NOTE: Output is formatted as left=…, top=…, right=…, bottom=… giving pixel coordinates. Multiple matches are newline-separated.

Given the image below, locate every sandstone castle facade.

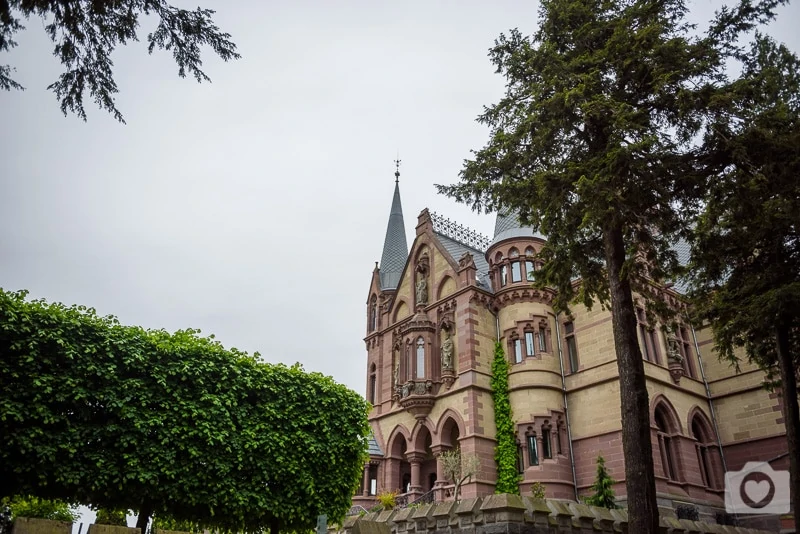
left=355, top=173, right=791, bottom=525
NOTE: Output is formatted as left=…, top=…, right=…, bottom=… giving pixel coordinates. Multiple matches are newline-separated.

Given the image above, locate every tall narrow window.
left=500, top=265, right=508, bottom=286
left=555, top=423, right=563, bottom=455
left=525, top=331, right=535, bottom=356
left=542, top=427, right=552, bottom=459
left=648, top=329, right=661, bottom=365
left=692, top=416, right=718, bottom=489
left=678, top=327, right=696, bottom=378
left=369, top=364, right=377, bottom=404
left=655, top=407, right=678, bottom=481
left=416, top=337, right=425, bottom=378
left=406, top=344, right=413, bottom=381
left=511, top=261, right=522, bottom=282
left=369, top=304, right=377, bottom=332
left=637, top=309, right=655, bottom=362
left=525, top=260, right=535, bottom=281
left=538, top=327, right=547, bottom=352
left=514, top=339, right=523, bottom=363
left=564, top=322, right=579, bottom=373
left=527, top=434, right=539, bottom=466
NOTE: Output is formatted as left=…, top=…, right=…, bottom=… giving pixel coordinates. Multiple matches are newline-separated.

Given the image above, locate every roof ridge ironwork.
left=430, top=211, right=490, bottom=252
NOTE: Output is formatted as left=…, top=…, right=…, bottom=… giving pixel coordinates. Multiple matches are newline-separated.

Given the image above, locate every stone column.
left=406, top=452, right=425, bottom=498
left=430, top=445, right=449, bottom=502
left=362, top=464, right=370, bottom=496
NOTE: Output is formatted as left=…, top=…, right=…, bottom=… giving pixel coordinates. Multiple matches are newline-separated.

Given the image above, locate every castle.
left=355, top=172, right=790, bottom=525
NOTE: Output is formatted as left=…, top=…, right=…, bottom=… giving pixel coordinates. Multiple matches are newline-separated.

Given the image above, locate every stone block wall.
left=333, top=495, right=775, bottom=534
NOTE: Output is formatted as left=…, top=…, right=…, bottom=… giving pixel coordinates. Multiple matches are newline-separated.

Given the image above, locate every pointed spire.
left=379, top=161, right=408, bottom=290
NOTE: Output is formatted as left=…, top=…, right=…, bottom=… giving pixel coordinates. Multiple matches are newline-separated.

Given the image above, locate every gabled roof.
left=432, top=231, right=493, bottom=291
left=379, top=181, right=409, bottom=290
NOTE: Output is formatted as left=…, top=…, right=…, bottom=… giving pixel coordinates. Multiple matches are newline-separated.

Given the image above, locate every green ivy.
left=490, top=342, right=519, bottom=494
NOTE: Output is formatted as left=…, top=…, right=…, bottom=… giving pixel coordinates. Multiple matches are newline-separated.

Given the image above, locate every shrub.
left=376, top=490, right=399, bottom=511
left=529, top=481, right=546, bottom=500
left=94, top=508, right=128, bottom=526
left=6, top=496, right=77, bottom=523
left=584, top=455, right=617, bottom=509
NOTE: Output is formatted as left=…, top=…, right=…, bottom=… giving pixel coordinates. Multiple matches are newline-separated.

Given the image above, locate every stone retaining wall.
left=333, top=495, right=774, bottom=534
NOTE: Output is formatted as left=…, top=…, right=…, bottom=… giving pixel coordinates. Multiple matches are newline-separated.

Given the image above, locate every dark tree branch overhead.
left=0, top=0, right=240, bottom=122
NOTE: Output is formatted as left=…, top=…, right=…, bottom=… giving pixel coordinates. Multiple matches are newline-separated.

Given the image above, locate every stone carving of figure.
left=416, top=276, right=428, bottom=305
left=441, top=332, right=454, bottom=370
left=666, top=326, right=682, bottom=363
left=393, top=353, right=400, bottom=387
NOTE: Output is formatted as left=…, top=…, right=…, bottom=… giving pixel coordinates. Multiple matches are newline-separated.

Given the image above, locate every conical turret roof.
left=379, top=180, right=408, bottom=290
left=491, top=206, right=546, bottom=245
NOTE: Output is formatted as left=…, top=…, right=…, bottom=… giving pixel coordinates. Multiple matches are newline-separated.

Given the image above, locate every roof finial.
left=394, top=153, right=401, bottom=183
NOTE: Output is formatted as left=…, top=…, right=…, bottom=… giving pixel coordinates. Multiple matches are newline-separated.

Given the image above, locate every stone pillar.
left=362, top=464, right=370, bottom=496
left=430, top=445, right=449, bottom=502
left=407, top=452, right=425, bottom=498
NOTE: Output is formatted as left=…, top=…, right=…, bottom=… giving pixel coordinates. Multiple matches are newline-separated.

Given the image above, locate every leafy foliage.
left=376, top=490, right=398, bottom=511
left=688, top=33, right=800, bottom=524
left=584, top=456, right=617, bottom=509
left=151, top=514, right=200, bottom=533
left=3, top=496, right=77, bottom=523
left=529, top=482, right=546, bottom=500
left=437, top=448, right=480, bottom=502
left=0, top=0, right=240, bottom=122
left=0, top=288, right=370, bottom=534
left=490, top=342, right=518, bottom=495
left=94, top=508, right=128, bottom=527
left=436, top=0, right=785, bottom=530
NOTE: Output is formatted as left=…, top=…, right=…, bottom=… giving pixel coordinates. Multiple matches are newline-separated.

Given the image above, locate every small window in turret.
left=525, top=261, right=535, bottom=281
left=500, top=265, right=508, bottom=286
left=511, top=261, right=522, bottom=282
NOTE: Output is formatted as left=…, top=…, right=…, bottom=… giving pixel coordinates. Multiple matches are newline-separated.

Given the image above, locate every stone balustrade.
left=333, top=495, right=773, bottom=534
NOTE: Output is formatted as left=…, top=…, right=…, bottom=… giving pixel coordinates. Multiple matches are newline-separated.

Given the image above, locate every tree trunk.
left=135, top=502, right=152, bottom=534
left=603, top=226, right=659, bottom=534
left=270, top=518, right=280, bottom=534
left=776, top=320, right=799, bottom=527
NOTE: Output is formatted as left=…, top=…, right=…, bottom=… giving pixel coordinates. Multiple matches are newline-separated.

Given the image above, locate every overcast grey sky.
left=1, top=0, right=798, bottom=398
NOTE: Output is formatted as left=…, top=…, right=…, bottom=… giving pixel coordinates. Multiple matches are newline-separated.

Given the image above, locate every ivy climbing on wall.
left=491, top=341, right=519, bottom=494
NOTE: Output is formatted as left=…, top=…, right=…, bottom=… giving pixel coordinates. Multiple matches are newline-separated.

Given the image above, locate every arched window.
left=527, top=432, right=539, bottom=466
left=416, top=337, right=425, bottom=379
left=655, top=404, right=680, bottom=481
left=369, top=305, right=377, bottom=332
left=368, top=363, right=377, bottom=404
left=691, top=414, right=719, bottom=489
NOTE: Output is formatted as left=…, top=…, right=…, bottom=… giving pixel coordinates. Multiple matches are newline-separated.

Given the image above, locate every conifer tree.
left=437, top=0, right=785, bottom=531
left=584, top=455, right=618, bottom=510
left=689, top=34, right=800, bottom=523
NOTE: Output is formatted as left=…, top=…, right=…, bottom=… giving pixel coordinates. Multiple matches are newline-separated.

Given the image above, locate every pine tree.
left=689, top=34, right=800, bottom=524
left=436, top=0, right=786, bottom=531
left=584, top=455, right=618, bottom=509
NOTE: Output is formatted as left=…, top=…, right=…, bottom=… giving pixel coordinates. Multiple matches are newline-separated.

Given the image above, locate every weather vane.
left=394, top=153, right=401, bottom=183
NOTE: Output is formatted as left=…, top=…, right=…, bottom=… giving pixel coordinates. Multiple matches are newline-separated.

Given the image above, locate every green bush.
left=94, top=508, right=128, bottom=526
left=152, top=514, right=199, bottom=533
left=5, top=496, right=77, bottom=523
left=529, top=481, right=546, bottom=500
left=584, top=455, right=618, bottom=509
left=376, top=490, right=398, bottom=511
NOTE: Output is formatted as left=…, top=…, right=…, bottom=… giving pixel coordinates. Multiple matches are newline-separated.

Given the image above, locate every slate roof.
left=492, top=207, right=546, bottom=244
left=367, top=434, right=384, bottom=456
left=379, top=182, right=409, bottom=290
left=433, top=231, right=493, bottom=291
